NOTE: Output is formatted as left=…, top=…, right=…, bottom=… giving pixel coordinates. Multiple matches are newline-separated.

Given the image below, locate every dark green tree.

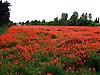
left=78, top=13, right=89, bottom=25
left=61, top=13, right=68, bottom=21
left=42, top=19, right=45, bottom=23
left=25, top=20, right=30, bottom=25
left=41, top=19, right=47, bottom=25
left=29, top=20, right=41, bottom=25
left=93, top=17, right=100, bottom=26
left=97, top=17, right=100, bottom=23
left=58, top=13, right=68, bottom=26
left=47, top=21, right=54, bottom=25
left=89, top=13, right=92, bottom=21
left=0, top=0, right=11, bottom=25
left=69, top=11, right=78, bottom=25
left=54, top=17, right=59, bottom=25
left=21, top=22, right=25, bottom=25
left=95, top=17, right=100, bottom=23
left=59, top=19, right=68, bottom=26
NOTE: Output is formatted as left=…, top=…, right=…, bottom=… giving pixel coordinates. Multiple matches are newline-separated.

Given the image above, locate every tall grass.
left=0, top=25, right=9, bottom=35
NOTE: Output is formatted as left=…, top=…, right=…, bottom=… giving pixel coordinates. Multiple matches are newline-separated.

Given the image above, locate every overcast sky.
left=5, top=0, right=100, bottom=22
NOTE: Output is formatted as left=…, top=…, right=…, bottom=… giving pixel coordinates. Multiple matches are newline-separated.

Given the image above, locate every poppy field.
left=0, top=26, right=100, bottom=75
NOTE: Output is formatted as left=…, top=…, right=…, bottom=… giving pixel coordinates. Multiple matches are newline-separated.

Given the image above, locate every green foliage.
left=69, top=11, right=79, bottom=25
left=40, top=63, right=65, bottom=75
left=61, top=13, right=68, bottom=21
left=90, top=22, right=99, bottom=26
left=85, top=52, right=100, bottom=72
left=21, top=11, right=100, bottom=26
left=51, top=34, right=57, bottom=39
left=25, top=20, right=30, bottom=25
left=0, top=25, right=9, bottom=35
left=54, top=17, right=59, bottom=25
left=77, top=68, right=96, bottom=75
left=0, top=1, right=11, bottom=25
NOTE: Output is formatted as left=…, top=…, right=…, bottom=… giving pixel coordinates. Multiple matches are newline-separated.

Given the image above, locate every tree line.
left=0, top=0, right=100, bottom=26
left=19, top=12, right=100, bottom=26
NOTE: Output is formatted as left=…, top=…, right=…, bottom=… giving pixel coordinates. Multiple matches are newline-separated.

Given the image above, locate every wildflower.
left=47, top=72, right=53, bottom=75
left=79, top=68, right=82, bottom=72
left=20, top=64, right=24, bottom=68
left=9, top=64, right=12, bottom=66
left=83, top=60, right=86, bottom=63
left=0, top=61, right=2, bottom=64
left=14, top=60, right=18, bottom=64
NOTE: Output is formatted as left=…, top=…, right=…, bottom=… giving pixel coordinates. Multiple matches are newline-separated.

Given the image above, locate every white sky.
left=5, top=0, right=100, bottom=22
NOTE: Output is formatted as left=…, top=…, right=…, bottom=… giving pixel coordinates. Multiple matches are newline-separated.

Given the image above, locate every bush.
left=85, top=52, right=100, bottom=72
left=0, top=25, right=9, bottom=35
left=40, top=63, right=65, bottom=75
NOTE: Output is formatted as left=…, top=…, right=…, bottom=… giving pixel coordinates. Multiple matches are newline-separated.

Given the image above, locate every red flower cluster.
left=0, top=26, right=100, bottom=74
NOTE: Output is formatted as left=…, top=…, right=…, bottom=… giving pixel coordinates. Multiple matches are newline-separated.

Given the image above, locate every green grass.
left=0, top=25, right=9, bottom=35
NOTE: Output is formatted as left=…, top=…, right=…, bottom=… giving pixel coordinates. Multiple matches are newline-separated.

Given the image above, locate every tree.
left=21, top=22, right=25, bottom=25
left=25, top=20, right=30, bottom=25
left=89, top=13, right=92, bottom=21
left=29, top=20, right=41, bottom=25
left=0, top=0, right=11, bottom=25
left=78, top=13, right=90, bottom=25
left=69, top=11, right=78, bottom=25
left=97, top=17, right=100, bottom=23
left=94, top=17, right=99, bottom=26
left=96, top=17, right=100, bottom=23
left=61, top=13, right=68, bottom=21
left=47, top=21, right=54, bottom=25
left=42, top=19, right=46, bottom=23
left=94, top=18, right=99, bottom=23
left=54, top=17, right=59, bottom=25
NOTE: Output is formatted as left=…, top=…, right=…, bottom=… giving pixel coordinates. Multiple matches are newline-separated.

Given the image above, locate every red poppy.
left=47, top=72, right=53, bottom=75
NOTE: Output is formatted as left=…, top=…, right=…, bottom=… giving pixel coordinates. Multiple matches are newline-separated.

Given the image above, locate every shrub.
left=85, top=52, right=100, bottom=72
